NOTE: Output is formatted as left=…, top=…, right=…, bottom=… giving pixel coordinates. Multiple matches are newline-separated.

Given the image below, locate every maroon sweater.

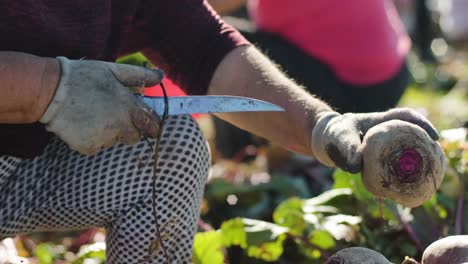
left=0, top=0, right=249, bottom=158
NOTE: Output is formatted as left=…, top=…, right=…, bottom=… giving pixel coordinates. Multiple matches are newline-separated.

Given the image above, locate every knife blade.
left=141, top=95, right=284, bottom=116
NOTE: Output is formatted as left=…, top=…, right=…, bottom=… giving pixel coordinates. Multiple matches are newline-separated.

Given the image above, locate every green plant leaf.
left=273, top=198, right=306, bottom=236
left=34, top=243, right=56, bottom=264
left=304, top=188, right=353, bottom=206
left=246, top=234, right=286, bottom=262
left=332, top=170, right=396, bottom=220
left=116, top=52, right=150, bottom=66
left=73, top=242, right=106, bottom=264
left=242, top=218, right=288, bottom=246
left=321, top=214, right=362, bottom=242
left=297, top=243, right=322, bottom=260
left=332, top=170, right=373, bottom=202
left=220, top=218, right=288, bottom=262
left=308, top=230, right=335, bottom=250
left=72, top=251, right=106, bottom=264
left=192, top=231, right=224, bottom=264
left=221, top=218, right=247, bottom=248
left=303, top=188, right=354, bottom=215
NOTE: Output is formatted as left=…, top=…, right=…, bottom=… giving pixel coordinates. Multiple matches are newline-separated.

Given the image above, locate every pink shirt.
left=248, top=0, right=411, bottom=85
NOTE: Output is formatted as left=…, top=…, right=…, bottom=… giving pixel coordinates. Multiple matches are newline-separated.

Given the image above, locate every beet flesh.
left=395, top=148, right=422, bottom=180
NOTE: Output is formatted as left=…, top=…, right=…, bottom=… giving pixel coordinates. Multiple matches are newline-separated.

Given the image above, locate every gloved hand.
left=40, top=57, right=164, bottom=155
left=311, top=108, right=439, bottom=173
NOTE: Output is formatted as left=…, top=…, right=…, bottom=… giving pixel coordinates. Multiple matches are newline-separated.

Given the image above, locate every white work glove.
left=40, top=57, right=164, bottom=155
left=311, top=108, right=439, bottom=173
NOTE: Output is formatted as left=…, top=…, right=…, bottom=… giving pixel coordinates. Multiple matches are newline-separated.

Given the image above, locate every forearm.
left=0, top=51, right=59, bottom=123
left=208, top=45, right=332, bottom=155
left=208, top=0, right=247, bottom=16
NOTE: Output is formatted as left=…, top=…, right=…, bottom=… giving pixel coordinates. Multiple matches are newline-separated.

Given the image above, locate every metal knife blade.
left=142, top=95, right=284, bottom=116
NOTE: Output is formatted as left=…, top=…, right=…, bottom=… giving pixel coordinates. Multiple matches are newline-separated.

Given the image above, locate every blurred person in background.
left=209, top=0, right=413, bottom=159
left=394, top=0, right=438, bottom=62
left=434, top=0, right=468, bottom=46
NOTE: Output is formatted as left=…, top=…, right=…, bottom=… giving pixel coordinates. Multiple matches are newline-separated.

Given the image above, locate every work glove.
left=311, top=108, right=439, bottom=173
left=40, top=57, right=164, bottom=155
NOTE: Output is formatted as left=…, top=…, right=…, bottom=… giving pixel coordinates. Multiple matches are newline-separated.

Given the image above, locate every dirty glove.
left=311, top=108, right=439, bottom=173
left=40, top=57, right=164, bottom=155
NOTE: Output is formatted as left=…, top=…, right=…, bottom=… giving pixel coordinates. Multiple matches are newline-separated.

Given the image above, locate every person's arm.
left=208, top=45, right=440, bottom=172
left=208, top=45, right=331, bottom=156
left=207, top=0, right=247, bottom=16
left=136, top=0, right=438, bottom=172
left=0, top=51, right=59, bottom=123
left=0, top=51, right=164, bottom=155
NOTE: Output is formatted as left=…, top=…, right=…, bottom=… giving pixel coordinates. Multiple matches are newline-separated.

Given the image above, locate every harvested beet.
left=326, top=247, right=391, bottom=264
left=422, top=235, right=468, bottom=264
left=361, top=120, right=446, bottom=208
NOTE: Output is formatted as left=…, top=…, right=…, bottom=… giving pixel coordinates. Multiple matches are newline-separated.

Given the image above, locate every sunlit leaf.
left=303, top=211, right=321, bottom=222
left=242, top=218, right=288, bottom=246
left=72, top=251, right=105, bottom=264
left=34, top=243, right=56, bottom=264
left=246, top=234, right=286, bottom=262
left=322, top=214, right=362, bottom=242
left=332, top=170, right=373, bottom=202
left=116, top=52, right=150, bottom=66
left=332, top=170, right=396, bottom=220
left=192, top=231, right=224, bottom=264
left=308, top=230, right=335, bottom=250
left=305, top=188, right=353, bottom=206
left=220, top=218, right=288, bottom=262
left=298, top=244, right=322, bottom=260
left=273, top=198, right=306, bottom=236
left=221, top=218, right=247, bottom=248
left=440, top=128, right=467, bottom=142
left=368, top=201, right=397, bottom=221
left=303, top=189, right=353, bottom=215
left=324, top=214, right=362, bottom=226
left=303, top=205, right=339, bottom=214
left=73, top=242, right=106, bottom=264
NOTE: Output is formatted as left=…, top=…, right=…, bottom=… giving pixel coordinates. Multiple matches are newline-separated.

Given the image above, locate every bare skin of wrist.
left=208, top=46, right=332, bottom=156
left=207, top=0, right=247, bottom=16
left=0, top=52, right=60, bottom=123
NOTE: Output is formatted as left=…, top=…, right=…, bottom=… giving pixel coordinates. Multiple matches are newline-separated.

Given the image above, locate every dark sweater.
left=0, top=0, right=248, bottom=158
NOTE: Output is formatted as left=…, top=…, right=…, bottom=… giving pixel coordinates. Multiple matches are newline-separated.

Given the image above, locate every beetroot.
left=361, top=120, right=446, bottom=208
left=326, top=247, right=391, bottom=264
left=422, top=235, right=468, bottom=264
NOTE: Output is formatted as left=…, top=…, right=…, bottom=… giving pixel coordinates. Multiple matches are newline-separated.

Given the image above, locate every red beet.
left=326, top=247, right=391, bottom=264
left=422, top=235, right=468, bottom=264
left=361, top=120, right=446, bottom=208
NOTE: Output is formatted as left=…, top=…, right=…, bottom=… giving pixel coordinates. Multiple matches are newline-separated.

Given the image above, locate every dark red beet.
left=326, top=247, right=391, bottom=264
left=361, top=120, right=446, bottom=208
left=422, top=235, right=468, bottom=264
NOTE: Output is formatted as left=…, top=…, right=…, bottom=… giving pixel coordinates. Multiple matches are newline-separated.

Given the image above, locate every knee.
left=98, top=115, right=210, bottom=217
left=156, top=115, right=211, bottom=196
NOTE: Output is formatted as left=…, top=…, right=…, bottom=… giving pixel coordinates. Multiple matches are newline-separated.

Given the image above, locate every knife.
left=142, top=95, right=284, bottom=116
